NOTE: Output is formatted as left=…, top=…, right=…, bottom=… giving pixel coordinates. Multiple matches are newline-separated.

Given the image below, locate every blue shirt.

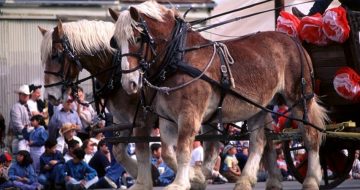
left=151, top=157, right=175, bottom=186
left=88, top=151, right=110, bottom=177
left=23, top=126, right=48, bottom=147
left=8, top=162, right=37, bottom=184
left=64, top=160, right=97, bottom=181
left=48, top=108, right=82, bottom=139
left=40, top=150, right=65, bottom=174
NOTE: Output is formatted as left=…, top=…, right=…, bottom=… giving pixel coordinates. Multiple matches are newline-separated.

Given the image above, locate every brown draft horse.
left=111, top=1, right=328, bottom=190
left=39, top=19, right=221, bottom=190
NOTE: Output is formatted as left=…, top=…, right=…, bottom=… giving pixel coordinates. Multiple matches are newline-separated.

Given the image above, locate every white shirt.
left=190, top=146, right=204, bottom=166
left=27, top=99, right=39, bottom=114
left=56, top=136, right=83, bottom=154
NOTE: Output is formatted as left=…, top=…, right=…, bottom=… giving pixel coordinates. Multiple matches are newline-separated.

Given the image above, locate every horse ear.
left=37, top=26, right=48, bottom=36
left=130, top=7, right=140, bottom=22
left=57, top=19, right=64, bottom=38
left=109, top=8, right=119, bottom=21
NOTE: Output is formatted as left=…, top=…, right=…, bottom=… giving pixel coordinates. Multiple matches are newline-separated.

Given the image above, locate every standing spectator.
left=150, top=143, right=175, bottom=186
left=56, top=123, right=83, bottom=154
left=221, top=144, right=241, bottom=182
left=8, top=84, right=31, bottom=154
left=64, top=139, right=81, bottom=162
left=76, top=87, right=96, bottom=141
left=8, top=150, right=39, bottom=190
left=64, top=148, right=98, bottom=190
left=0, top=152, right=13, bottom=189
left=190, top=141, right=203, bottom=167
left=82, top=140, right=96, bottom=163
left=27, top=85, right=45, bottom=117
left=352, top=150, right=360, bottom=179
left=0, top=113, right=6, bottom=148
left=48, top=98, right=82, bottom=140
left=38, top=140, right=65, bottom=189
left=22, top=115, right=48, bottom=174
left=89, top=140, right=117, bottom=188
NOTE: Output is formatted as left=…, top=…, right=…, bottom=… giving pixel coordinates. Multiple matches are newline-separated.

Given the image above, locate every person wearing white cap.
left=7, top=84, right=31, bottom=154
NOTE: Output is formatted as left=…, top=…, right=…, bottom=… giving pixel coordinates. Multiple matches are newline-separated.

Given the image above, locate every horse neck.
left=79, top=50, right=114, bottom=84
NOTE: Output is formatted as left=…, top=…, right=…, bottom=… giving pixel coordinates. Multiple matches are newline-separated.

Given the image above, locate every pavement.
left=152, top=179, right=360, bottom=190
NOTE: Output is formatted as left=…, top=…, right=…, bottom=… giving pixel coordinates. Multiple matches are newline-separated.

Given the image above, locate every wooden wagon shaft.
left=105, top=134, right=251, bottom=143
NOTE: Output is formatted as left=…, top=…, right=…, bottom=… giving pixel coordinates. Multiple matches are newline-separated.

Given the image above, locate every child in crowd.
left=221, top=144, right=241, bottom=182
left=0, top=152, right=13, bottom=189
left=23, top=115, right=48, bottom=174
left=56, top=123, right=83, bottom=154
left=150, top=143, right=175, bottom=186
left=64, top=148, right=98, bottom=190
left=39, top=140, right=65, bottom=189
left=82, top=140, right=96, bottom=163
left=64, top=139, right=81, bottom=162
left=8, top=150, right=39, bottom=190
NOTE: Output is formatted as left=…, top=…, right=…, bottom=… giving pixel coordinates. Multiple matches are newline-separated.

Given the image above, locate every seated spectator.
left=23, top=115, right=48, bottom=174
left=64, top=139, right=81, bottom=162
left=190, top=141, right=203, bottom=167
left=89, top=120, right=105, bottom=145
left=276, top=148, right=294, bottom=181
left=38, top=140, right=65, bottom=189
left=89, top=140, right=117, bottom=188
left=236, top=141, right=249, bottom=170
left=150, top=143, right=175, bottom=186
left=352, top=150, right=360, bottom=179
left=211, top=154, right=228, bottom=184
left=82, top=139, right=96, bottom=163
left=221, top=144, right=241, bottom=182
left=76, top=87, right=97, bottom=141
left=0, top=152, right=13, bottom=189
left=56, top=123, right=83, bottom=154
left=64, top=148, right=98, bottom=190
left=8, top=150, right=39, bottom=190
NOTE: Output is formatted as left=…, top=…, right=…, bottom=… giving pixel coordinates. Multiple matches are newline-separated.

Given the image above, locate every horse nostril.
left=129, top=81, right=137, bottom=91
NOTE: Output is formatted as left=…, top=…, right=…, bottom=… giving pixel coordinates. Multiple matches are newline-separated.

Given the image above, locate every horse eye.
left=135, top=36, right=142, bottom=44
left=110, top=37, right=118, bottom=49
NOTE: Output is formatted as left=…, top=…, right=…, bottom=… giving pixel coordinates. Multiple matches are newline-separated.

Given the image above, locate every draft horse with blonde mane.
left=39, top=20, right=157, bottom=189
left=111, top=1, right=328, bottom=190
left=39, top=19, right=222, bottom=190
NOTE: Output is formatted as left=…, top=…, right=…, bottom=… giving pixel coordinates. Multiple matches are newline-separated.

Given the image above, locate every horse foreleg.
left=129, top=125, right=153, bottom=190
left=160, top=123, right=178, bottom=172
left=112, top=141, right=138, bottom=178
left=235, top=112, right=268, bottom=190
left=164, top=114, right=201, bottom=190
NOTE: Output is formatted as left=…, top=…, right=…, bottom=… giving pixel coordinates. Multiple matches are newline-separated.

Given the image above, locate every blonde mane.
left=114, top=0, right=178, bottom=44
left=41, top=20, right=115, bottom=66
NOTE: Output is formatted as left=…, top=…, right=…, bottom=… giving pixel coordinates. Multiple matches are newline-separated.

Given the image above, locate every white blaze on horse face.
left=120, top=40, right=141, bottom=94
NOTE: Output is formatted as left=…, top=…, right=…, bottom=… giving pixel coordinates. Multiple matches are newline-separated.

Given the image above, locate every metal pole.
left=275, top=0, right=284, bottom=26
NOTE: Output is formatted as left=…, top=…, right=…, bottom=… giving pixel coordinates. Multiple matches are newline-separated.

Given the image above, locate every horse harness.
left=119, top=15, right=325, bottom=133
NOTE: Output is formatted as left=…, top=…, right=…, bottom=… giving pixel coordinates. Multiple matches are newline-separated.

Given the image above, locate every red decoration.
left=299, top=13, right=330, bottom=46
left=333, top=67, right=360, bottom=102
left=323, top=7, right=350, bottom=43
left=276, top=11, right=301, bottom=38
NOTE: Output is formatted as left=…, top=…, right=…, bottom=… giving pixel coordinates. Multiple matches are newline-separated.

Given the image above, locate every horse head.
left=110, top=1, right=179, bottom=94
left=40, top=20, right=115, bottom=105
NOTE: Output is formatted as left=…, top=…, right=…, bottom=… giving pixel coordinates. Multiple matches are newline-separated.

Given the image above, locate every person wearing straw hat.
left=8, top=84, right=31, bottom=154
left=56, top=123, right=83, bottom=155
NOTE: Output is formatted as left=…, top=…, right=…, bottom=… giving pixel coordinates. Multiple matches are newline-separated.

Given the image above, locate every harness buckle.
left=220, top=65, right=228, bottom=74
left=301, top=78, right=306, bottom=85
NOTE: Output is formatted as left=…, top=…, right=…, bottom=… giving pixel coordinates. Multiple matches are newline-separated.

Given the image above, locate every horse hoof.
left=164, top=183, right=190, bottom=190
left=266, top=177, right=283, bottom=190
left=302, top=178, right=320, bottom=190
left=189, top=166, right=206, bottom=190
left=129, top=183, right=152, bottom=190
left=234, top=180, right=252, bottom=190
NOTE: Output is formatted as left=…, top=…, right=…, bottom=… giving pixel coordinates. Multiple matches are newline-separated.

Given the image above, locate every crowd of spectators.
left=1, top=84, right=360, bottom=190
